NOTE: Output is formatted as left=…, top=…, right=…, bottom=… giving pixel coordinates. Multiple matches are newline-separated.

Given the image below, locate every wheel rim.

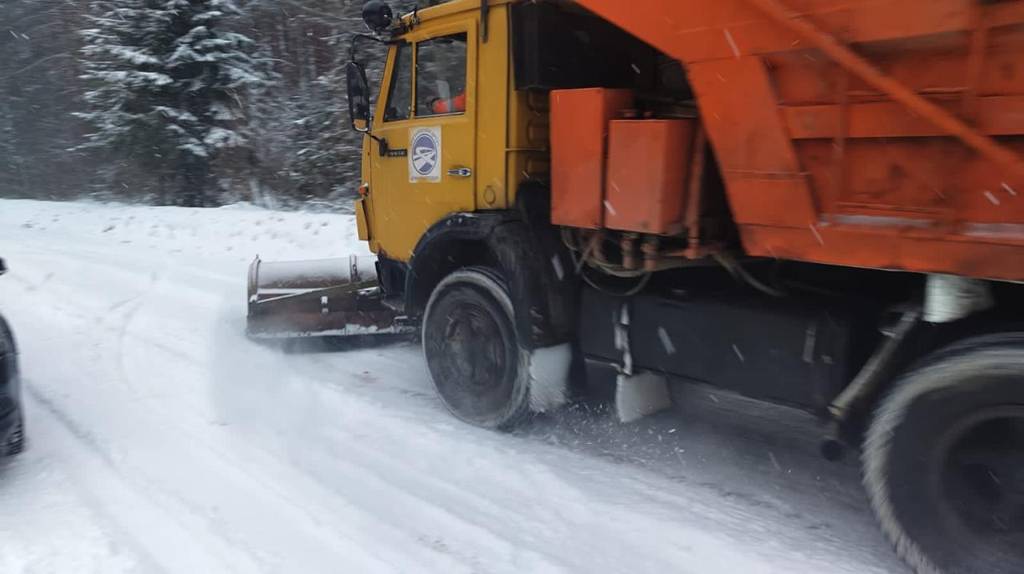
left=439, top=301, right=509, bottom=392
left=425, top=281, right=521, bottom=426
left=937, top=405, right=1024, bottom=552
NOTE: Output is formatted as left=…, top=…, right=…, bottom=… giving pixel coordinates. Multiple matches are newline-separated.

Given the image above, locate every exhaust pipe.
left=246, top=255, right=413, bottom=339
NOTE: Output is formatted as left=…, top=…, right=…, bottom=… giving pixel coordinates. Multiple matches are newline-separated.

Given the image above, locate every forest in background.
left=1, top=0, right=416, bottom=208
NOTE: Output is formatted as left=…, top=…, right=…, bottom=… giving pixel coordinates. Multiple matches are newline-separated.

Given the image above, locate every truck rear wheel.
left=422, top=268, right=531, bottom=429
left=863, top=334, right=1024, bottom=574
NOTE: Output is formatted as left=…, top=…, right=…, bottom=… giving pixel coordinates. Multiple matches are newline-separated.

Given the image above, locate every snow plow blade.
left=246, top=256, right=413, bottom=339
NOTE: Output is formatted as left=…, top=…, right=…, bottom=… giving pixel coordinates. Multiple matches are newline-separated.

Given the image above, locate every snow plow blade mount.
left=246, top=256, right=413, bottom=339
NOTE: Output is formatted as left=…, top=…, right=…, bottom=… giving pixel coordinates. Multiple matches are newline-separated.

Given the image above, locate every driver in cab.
left=429, top=80, right=466, bottom=115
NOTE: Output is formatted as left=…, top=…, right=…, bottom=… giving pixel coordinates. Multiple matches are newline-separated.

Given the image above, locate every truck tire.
left=863, top=333, right=1024, bottom=574
left=4, top=416, right=24, bottom=457
left=422, top=267, right=531, bottom=430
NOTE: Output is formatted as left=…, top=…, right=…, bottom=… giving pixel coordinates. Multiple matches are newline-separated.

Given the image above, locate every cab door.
left=369, top=21, right=478, bottom=262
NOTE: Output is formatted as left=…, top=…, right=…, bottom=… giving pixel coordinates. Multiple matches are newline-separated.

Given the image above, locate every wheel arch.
left=405, top=209, right=575, bottom=350
left=836, top=313, right=1024, bottom=444
left=405, top=212, right=509, bottom=321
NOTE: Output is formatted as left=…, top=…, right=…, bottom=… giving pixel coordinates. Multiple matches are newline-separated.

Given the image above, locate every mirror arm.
left=349, top=33, right=403, bottom=62
left=349, top=33, right=385, bottom=61
left=355, top=125, right=390, bottom=157
left=370, top=133, right=390, bottom=157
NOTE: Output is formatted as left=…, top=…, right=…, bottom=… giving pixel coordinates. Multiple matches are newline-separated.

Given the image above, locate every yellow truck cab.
left=337, top=0, right=682, bottom=431
left=340, top=0, right=594, bottom=431
left=353, top=0, right=547, bottom=263
left=342, top=0, right=669, bottom=366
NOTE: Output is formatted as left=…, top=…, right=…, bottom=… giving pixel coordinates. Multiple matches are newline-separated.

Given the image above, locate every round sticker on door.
left=409, top=127, right=442, bottom=183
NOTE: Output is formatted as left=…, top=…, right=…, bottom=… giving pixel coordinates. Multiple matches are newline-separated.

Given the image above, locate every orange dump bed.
left=575, top=0, right=1024, bottom=281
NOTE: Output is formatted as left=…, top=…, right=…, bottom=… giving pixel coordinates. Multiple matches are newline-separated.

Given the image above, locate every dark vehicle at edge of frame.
left=0, top=257, right=24, bottom=458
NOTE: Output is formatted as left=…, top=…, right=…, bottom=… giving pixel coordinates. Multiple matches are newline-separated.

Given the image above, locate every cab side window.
left=384, top=43, right=412, bottom=122
left=416, top=33, right=467, bottom=117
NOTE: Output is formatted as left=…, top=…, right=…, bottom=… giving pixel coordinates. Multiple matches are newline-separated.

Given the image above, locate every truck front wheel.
left=422, top=268, right=531, bottom=430
left=863, top=334, right=1024, bottom=574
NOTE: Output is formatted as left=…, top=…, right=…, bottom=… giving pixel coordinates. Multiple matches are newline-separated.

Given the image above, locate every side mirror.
left=0, top=258, right=7, bottom=276
left=346, top=61, right=371, bottom=132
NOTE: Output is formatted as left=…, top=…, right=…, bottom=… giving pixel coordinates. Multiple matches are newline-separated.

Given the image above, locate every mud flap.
left=615, top=371, right=672, bottom=423
left=528, top=343, right=572, bottom=412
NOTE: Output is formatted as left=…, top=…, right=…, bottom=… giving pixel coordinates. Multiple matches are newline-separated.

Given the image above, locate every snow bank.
left=0, top=199, right=369, bottom=268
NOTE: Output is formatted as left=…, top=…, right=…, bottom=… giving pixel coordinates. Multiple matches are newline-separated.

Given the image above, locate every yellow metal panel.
left=506, top=89, right=550, bottom=205
left=400, top=0, right=517, bottom=24
left=359, top=134, right=380, bottom=253
left=358, top=1, right=541, bottom=260
left=474, top=3, right=511, bottom=210
left=367, top=14, right=480, bottom=262
left=354, top=198, right=370, bottom=240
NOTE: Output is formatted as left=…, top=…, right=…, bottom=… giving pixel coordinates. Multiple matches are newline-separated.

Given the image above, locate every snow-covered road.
left=0, top=199, right=905, bottom=573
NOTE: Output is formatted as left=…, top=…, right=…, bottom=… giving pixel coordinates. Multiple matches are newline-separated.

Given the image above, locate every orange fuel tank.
left=550, top=88, right=634, bottom=229
left=604, top=119, right=696, bottom=235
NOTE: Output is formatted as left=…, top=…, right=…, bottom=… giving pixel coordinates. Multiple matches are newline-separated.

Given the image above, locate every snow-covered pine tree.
left=275, top=33, right=386, bottom=205
left=242, top=0, right=367, bottom=206
left=76, top=0, right=271, bottom=206
left=0, top=99, right=19, bottom=193
left=279, top=71, right=361, bottom=203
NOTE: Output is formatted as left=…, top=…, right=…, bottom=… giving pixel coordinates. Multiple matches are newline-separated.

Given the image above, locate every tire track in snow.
left=6, top=256, right=487, bottom=573
left=263, top=349, right=888, bottom=573
left=19, top=327, right=414, bottom=574
left=25, top=384, right=215, bottom=574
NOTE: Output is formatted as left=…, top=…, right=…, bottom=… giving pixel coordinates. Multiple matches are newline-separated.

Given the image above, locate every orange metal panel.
left=769, top=35, right=1024, bottom=107
left=727, top=178, right=819, bottom=227
left=550, top=89, right=634, bottom=229
left=605, top=120, right=695, bottom=235
left=688, top=56, right=820, bottom=228
left=796, top=139, right=956, bottom=218
left=956, top=140, right=1024, bottom=225
left=742, top=0, right=1024, bottom=184
left=741, top=224, right=1024, bottom=281
left=574, top=0, right=1024, bottom=280
left=785, top=96, right=1024, bottom=139
left=989, top=1, right=1024, bottom=29
left=573, top=0, right=1004, bottom=65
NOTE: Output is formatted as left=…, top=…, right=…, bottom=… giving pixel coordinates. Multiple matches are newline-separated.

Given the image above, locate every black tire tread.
left=4, top=417, right=24, bottom=457
left=423, top=266, right=531, bottom=430
left=863, top=333, right=1024, bottom=574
